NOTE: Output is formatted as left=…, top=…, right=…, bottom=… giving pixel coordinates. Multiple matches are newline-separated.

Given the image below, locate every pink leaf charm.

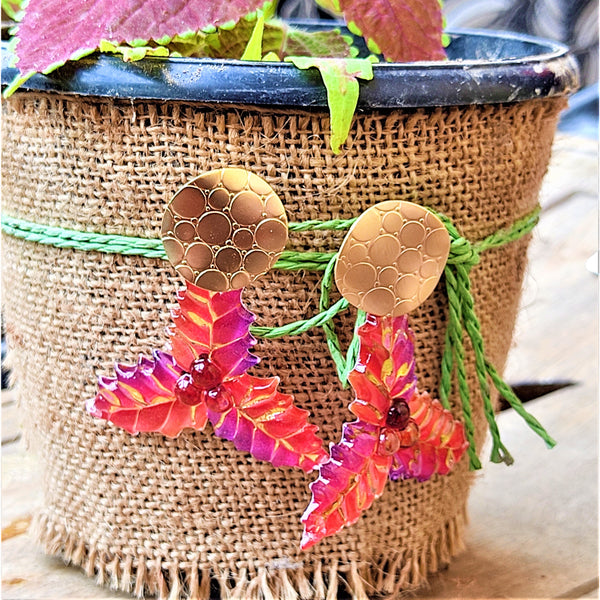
left=301, top=420, right=392, bottom=550
left=390, top=390, right=469, bottom=481
left=86, top=350, right=207, bottom=438
left=347, top=313, right=417, bottom=424
left=168, top=283, right=259, bottom=378
left=88, top=282, right=326, bottom=471
left=301, top=313, right=468, bottom=548
left=209, top=374, right=328, bottom=472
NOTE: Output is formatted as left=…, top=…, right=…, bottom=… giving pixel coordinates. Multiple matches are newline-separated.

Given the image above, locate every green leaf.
left=285, top=28, right=357, bottom=58
left=262, top=51, right=280, bottom=62
left=314, top=0, right=342, bottom=15
left=1, top=0, right=24, bottom=20
left=240, top=11, right=265, bottom=61
left=285, top=57, right=373, bottom=154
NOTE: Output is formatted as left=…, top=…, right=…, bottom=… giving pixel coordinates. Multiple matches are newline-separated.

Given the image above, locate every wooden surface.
left=2, top=134, right=598, bottom=599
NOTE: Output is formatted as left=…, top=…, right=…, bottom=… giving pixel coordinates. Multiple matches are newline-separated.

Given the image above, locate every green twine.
left=0, top=215, right=340, bottom=271
left=436, top=207, right=555, bottom=469
left=288, top=217, right=357, bottom=232
left=319, top=253, right=347, bottom=382
left=0, top=217, right=168, bottom=258
left=316, top=252, right=367, bottom=386
left=250, top=297, right=349, bottom=339
left=1, top=206, right=554, bottom=469
left=441, top=267, right=483, bottom=470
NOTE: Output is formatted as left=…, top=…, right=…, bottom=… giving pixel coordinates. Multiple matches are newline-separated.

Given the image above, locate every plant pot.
left=1, top=27, right=578, bottom=600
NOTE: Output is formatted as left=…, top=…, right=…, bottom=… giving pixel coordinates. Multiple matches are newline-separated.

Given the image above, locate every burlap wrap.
left=1, top=93, right=565, bottom=599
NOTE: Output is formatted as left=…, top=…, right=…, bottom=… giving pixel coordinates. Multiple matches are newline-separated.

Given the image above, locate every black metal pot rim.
left=0, top=27, right=580, bottom=108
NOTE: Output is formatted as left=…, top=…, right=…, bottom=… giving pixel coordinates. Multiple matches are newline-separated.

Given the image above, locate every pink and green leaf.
left=7, top=0, right=272, bottom=91
left=301, top=420, right=392, bottom=550
left=389, top=390, right=469, bottom=481
left=86, top=350, right=208, bottom=437
left=156, top=22, right=357, bottom=61
left=338, top=0, right=446, bottom=62
left=98, top=40, right=171, bottom=62
left=209, top=374, right=328, bottom=472
left=168, top=283, right=258, bottom=379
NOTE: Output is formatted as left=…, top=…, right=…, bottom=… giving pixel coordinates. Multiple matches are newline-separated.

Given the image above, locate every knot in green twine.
left=447, top=235, right=480, bottom=267
left=436, top=206, right=555, bottom=469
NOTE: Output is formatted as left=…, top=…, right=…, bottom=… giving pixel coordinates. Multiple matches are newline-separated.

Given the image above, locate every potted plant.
left=1, top=1, right=579, bottom=598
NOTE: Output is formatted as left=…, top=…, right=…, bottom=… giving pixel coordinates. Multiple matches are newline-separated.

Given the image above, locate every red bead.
left=174, top=373, right=204, bottom=406
left=190, top=354, right=223, bottom=390
left=205, top=385, right=233, bottom=413
left=386, top=398, right=411, bottom=430
left=379, top=429, right=400, bottom=455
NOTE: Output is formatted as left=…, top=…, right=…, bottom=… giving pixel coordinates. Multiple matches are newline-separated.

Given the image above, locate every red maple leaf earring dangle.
left=87, top=168, right=327, bottom=473
left=301, top=201, right=470, bottom=550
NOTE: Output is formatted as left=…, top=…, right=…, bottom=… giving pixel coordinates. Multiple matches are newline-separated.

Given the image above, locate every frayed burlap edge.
left=2, top=93, right=567, bottom=599
left=32, top=507, right=467, bottom=600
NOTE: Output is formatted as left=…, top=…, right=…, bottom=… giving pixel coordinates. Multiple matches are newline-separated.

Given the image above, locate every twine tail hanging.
left=438, top=208, right=556, bottom=469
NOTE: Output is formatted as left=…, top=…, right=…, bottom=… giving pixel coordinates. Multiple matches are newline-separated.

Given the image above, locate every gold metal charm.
left=161, top=168, right=288, bottom=291
left=335, top=201, right=450, bottom=316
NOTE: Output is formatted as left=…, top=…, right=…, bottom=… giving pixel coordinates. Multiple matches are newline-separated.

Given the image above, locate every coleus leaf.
left=6, top=0, right=272, bottom=93
left=167, top=283, right=259, bottom=379
left=211, top=23, right=356, bottom=60
left=170, top=14, right=277, bottom=60
left=284, top=28, right=357, bottom=59
left=86, top=350, right=207, bottom=438
left=210, top=374, right=328, bottom=472
left=301, top=420, right=392, bottom=550
left=390, top=390, right=469, bottom=481
left=285, top=57, right=373, bottom=154
left=339, top=0, right=446, bottom=61
left=100, top=22, right=356, bottom=63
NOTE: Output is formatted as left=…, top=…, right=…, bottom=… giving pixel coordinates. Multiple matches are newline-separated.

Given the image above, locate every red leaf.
left=340, top=0, right=446, bottom=62
left=11, top=0, right=267, bottom=78
left=86, top=350, right=208, bottom=437
left=168, top=282, right=258, bottom=378
left=348, top=313, right=417, bottom=423
left=208, top=374, right=328, bottom=472
left=389, top=390, right=469, bottom=481
left=301, top=420, right=392, bottom=550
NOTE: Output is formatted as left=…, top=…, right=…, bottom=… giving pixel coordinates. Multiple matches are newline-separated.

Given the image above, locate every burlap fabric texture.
left=1, top=93, right=565, bottom=599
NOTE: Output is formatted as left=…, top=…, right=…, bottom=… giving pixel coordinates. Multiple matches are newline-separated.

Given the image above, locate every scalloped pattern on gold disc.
left=335, top=201, right=450, bottom=316
left=161, top=168, right=288, bottom=291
